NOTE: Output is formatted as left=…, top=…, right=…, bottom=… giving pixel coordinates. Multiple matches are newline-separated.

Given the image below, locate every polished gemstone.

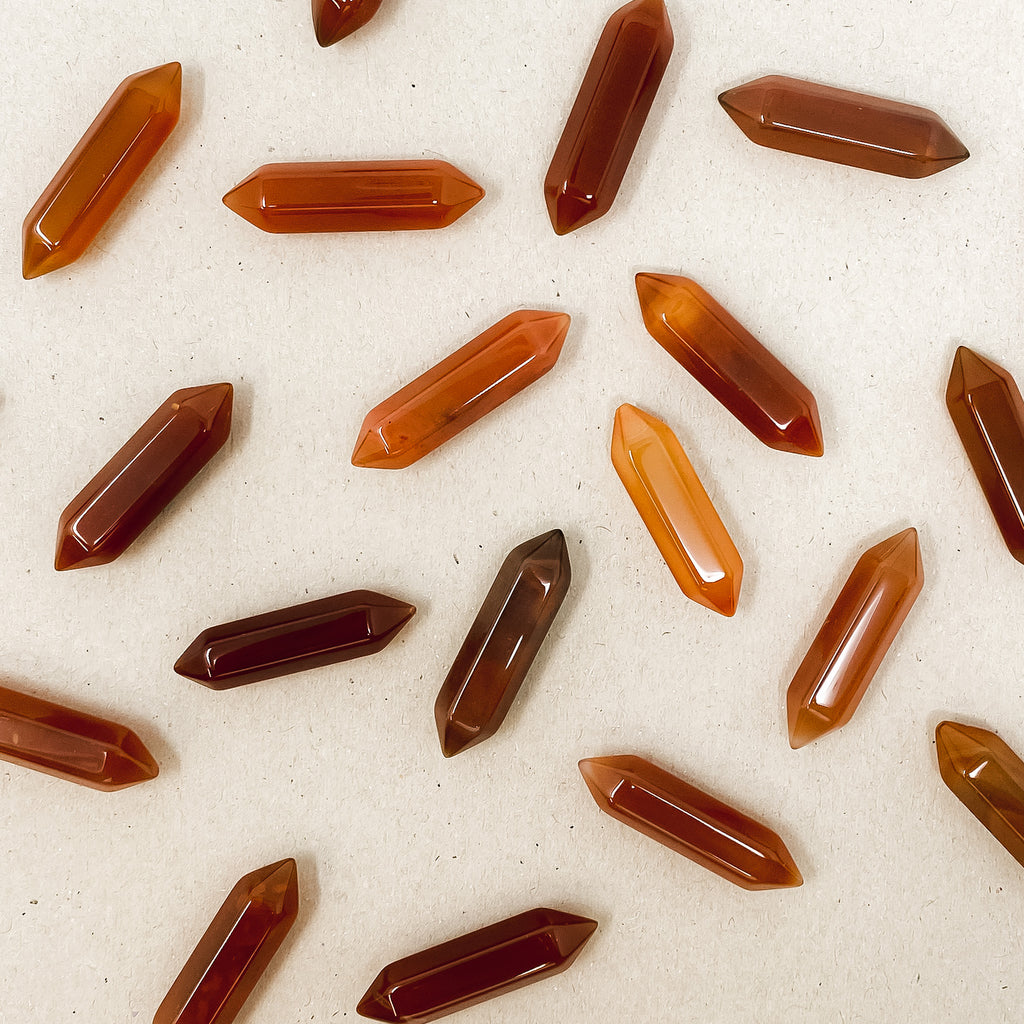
left=936, top=721, right=1024, bottom=868
left=55, top=384, right=232, bottom=571
left=579, top=755, right=802, bottom=890
left=357, top=908, right=597, bottom=1022
left=719, top=75, right=969, bottom=179
left=635, top=273, right=824, bottom=456
left=223, top=161, right=483, bottom=233
left=435, top=531, right=570, bottom=757
left=23, top=62, right=181, bottom=279
left=611, top=403, right=742, bottom=615
left=946, top=346, right=1024, bottom=564
left=352, top=311, right=570, bottom=469
left=175, top=590, right=415, bottom=689
left=0, top=682, right=157, bottom=791
left=544, top=0, right=673, bottom=234
left=312, top=0, right=383, bottom=45
left=787, top=528, right=923, bottom=748
left=153, top=859, right=298, bottom=1024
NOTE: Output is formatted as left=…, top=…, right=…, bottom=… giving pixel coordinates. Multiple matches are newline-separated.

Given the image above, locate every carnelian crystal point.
left=787, top=528, right=923, bottom=748
left=352, top=310, right=570, bottom=469
left=153, top=859, right=298, bottom=1024
left=719, top=74, right=969, bottom=179
left=611, top=403, right=742, bottom=615
left=579, top=755, right=802, bottom=890
left=312, top=0, right=384, bottom=45
left=635, top=273, right=824, bottom=456
left=23, top=62, right=181, bottom=279
left=223, top=161, right=484, bottom=233
left=356, top=908, right=597, bottom=1022
left=544, top=0, right=673, bottom=234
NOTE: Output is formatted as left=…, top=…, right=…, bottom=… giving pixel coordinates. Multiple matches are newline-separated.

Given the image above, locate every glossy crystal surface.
left=579, top=755, right=802, bottom=890
left=352, top=310, right=570, bottom=469
left=635, top=273, right=824, bottom=456
left=611, top=403, right=742, bottom=615
left=357, top=908, right=597, bottom=1022
left=434, top=530, right=570, bottom=757
left=544, top=0, right=673, bottom=234
left=787, top=528, right=923, bottom=748
left=946, top=346, right=1024, bottom=563
left=719, top=74, right=969, bottom=179
left=153, top=859, right=298, bottom=1024
left=312, top=0, right=383, bottom=45
left=23, top=62, right=181, bottom=279
left=56, top=384, right=233, bottom=571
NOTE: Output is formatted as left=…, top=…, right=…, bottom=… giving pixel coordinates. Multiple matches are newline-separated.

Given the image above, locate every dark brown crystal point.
left=55, top=384, right=233, bottom=571
left=356, top=907, right=597, bottom=1022
left=312, top=0, right=383, bottom=46
left=175, top=591, right=415, bottom=689
left=434, top=530, right=570, bottom=757
left=946, top=346, right=1024, bottom=563
left=153, top=859, right=298, bottom=1024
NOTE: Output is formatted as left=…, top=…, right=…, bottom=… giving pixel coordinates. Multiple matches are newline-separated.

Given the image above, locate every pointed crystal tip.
left=313, top=0, right=383, bottom=46
left=222, top=174, right=262, bottom=226
left=546, top=185, right=601, bottom=236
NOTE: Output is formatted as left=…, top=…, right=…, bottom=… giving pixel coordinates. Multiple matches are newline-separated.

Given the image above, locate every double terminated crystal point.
left=312, top=0, right=383, bottom=46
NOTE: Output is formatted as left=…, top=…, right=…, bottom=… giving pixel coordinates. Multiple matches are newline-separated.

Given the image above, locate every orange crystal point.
left=312, top=0, right=384, bottom=46
left=719, top=74, right=969, bottom=179
left=352, top=310, right=570, bottom=469
left=611, top=403, right=742, bottom=615
left=634, top=273, right=824, bottom=456
left=22, top=62, right=181, bottom=279
left=579, top=755, right=802, bottom=890
left=786, top=527, right=923, bottom=748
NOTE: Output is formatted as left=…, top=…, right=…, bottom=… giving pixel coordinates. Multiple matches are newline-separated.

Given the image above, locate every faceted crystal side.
left=23, top=62, right=181, bottom=279
left=787, top=528, right=923, bottom=748
left=153, top=859, right=298, bottom=1024
left=634, top=273, right=824, bottom=456
left=579, top=755, right=802, bottom=890
left=611, top=403, right=742, bottom=616
left=544, top=0, right=673, bottom=234
left=175, top=590, right=415, bottom=689
left=434, top=531, right=570, bottom=757
left=719, top=75, right=969, bottom=179
left=55, top=384, right=233, bottom=570
left=352, top=311, right=570, bottom=469
left=946, top=346, right=1024, bottom=564
left=356, top=908, right=597, bottom=1023
left=312, top=0, right=384, bottom=45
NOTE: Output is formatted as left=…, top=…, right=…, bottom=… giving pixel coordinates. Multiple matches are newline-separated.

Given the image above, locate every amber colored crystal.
left=936, top=721, right=1024, bottom=868
left=22, top=62, right=181, bottom=279
left=787, top=528, right=923, bottom=749
left=579, top=755, right=802, bottom=890
left=611, top=403, right=742, bottom=616
left=719, top=75, right=969, bottom=179
left=352, top=311, right=570, bottom=469
left=223, top=161, right=483, bottom=233
left=434, top=531, right=570, bottom=757
left=312, top=0, right=383, bottom=45
left=356, top=907, right=597, bottom=1022
left=175, top=590, right=415, bottom=690
left=544, top=0, right=673, bottom=234
left=946, top=346, right=1024, bottom=564
left=55, top=384, right=232, bottom=571
left=634, top=273, right=824, bottom=457
left=153, top=859, right=298, bottom=1024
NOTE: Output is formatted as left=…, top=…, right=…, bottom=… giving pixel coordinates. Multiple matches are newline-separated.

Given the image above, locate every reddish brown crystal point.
left=175, top=590, right=415, bottom=690
left=55, top=384, right=233, bottom=571
left=946, top=346, right=1024, bottom=563
left=356, top=908, right=597, bottom=1022
left=545, top=0, right=673, bottom=234
left=635, top=273, right=824, bottom=456
left=936, top=721, right=1024, bottom=868
left=787, top=528, right=923, bottom=749
left=719, top=74, right=969, bottom=179
left=352, top=310, right=570, bottom=469
left=23, top=62, right=181, bottom=279
left=434, top=531, right=570, bottom=757
left=153, top=859, right=298, bottom=1024
left=0, top=682, right=158, bottom=791
left=312, top=0, right=384, bottom=45
left=579, top=755, right=802, bottom=890
left=223, top=161, right=483, bottom=234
